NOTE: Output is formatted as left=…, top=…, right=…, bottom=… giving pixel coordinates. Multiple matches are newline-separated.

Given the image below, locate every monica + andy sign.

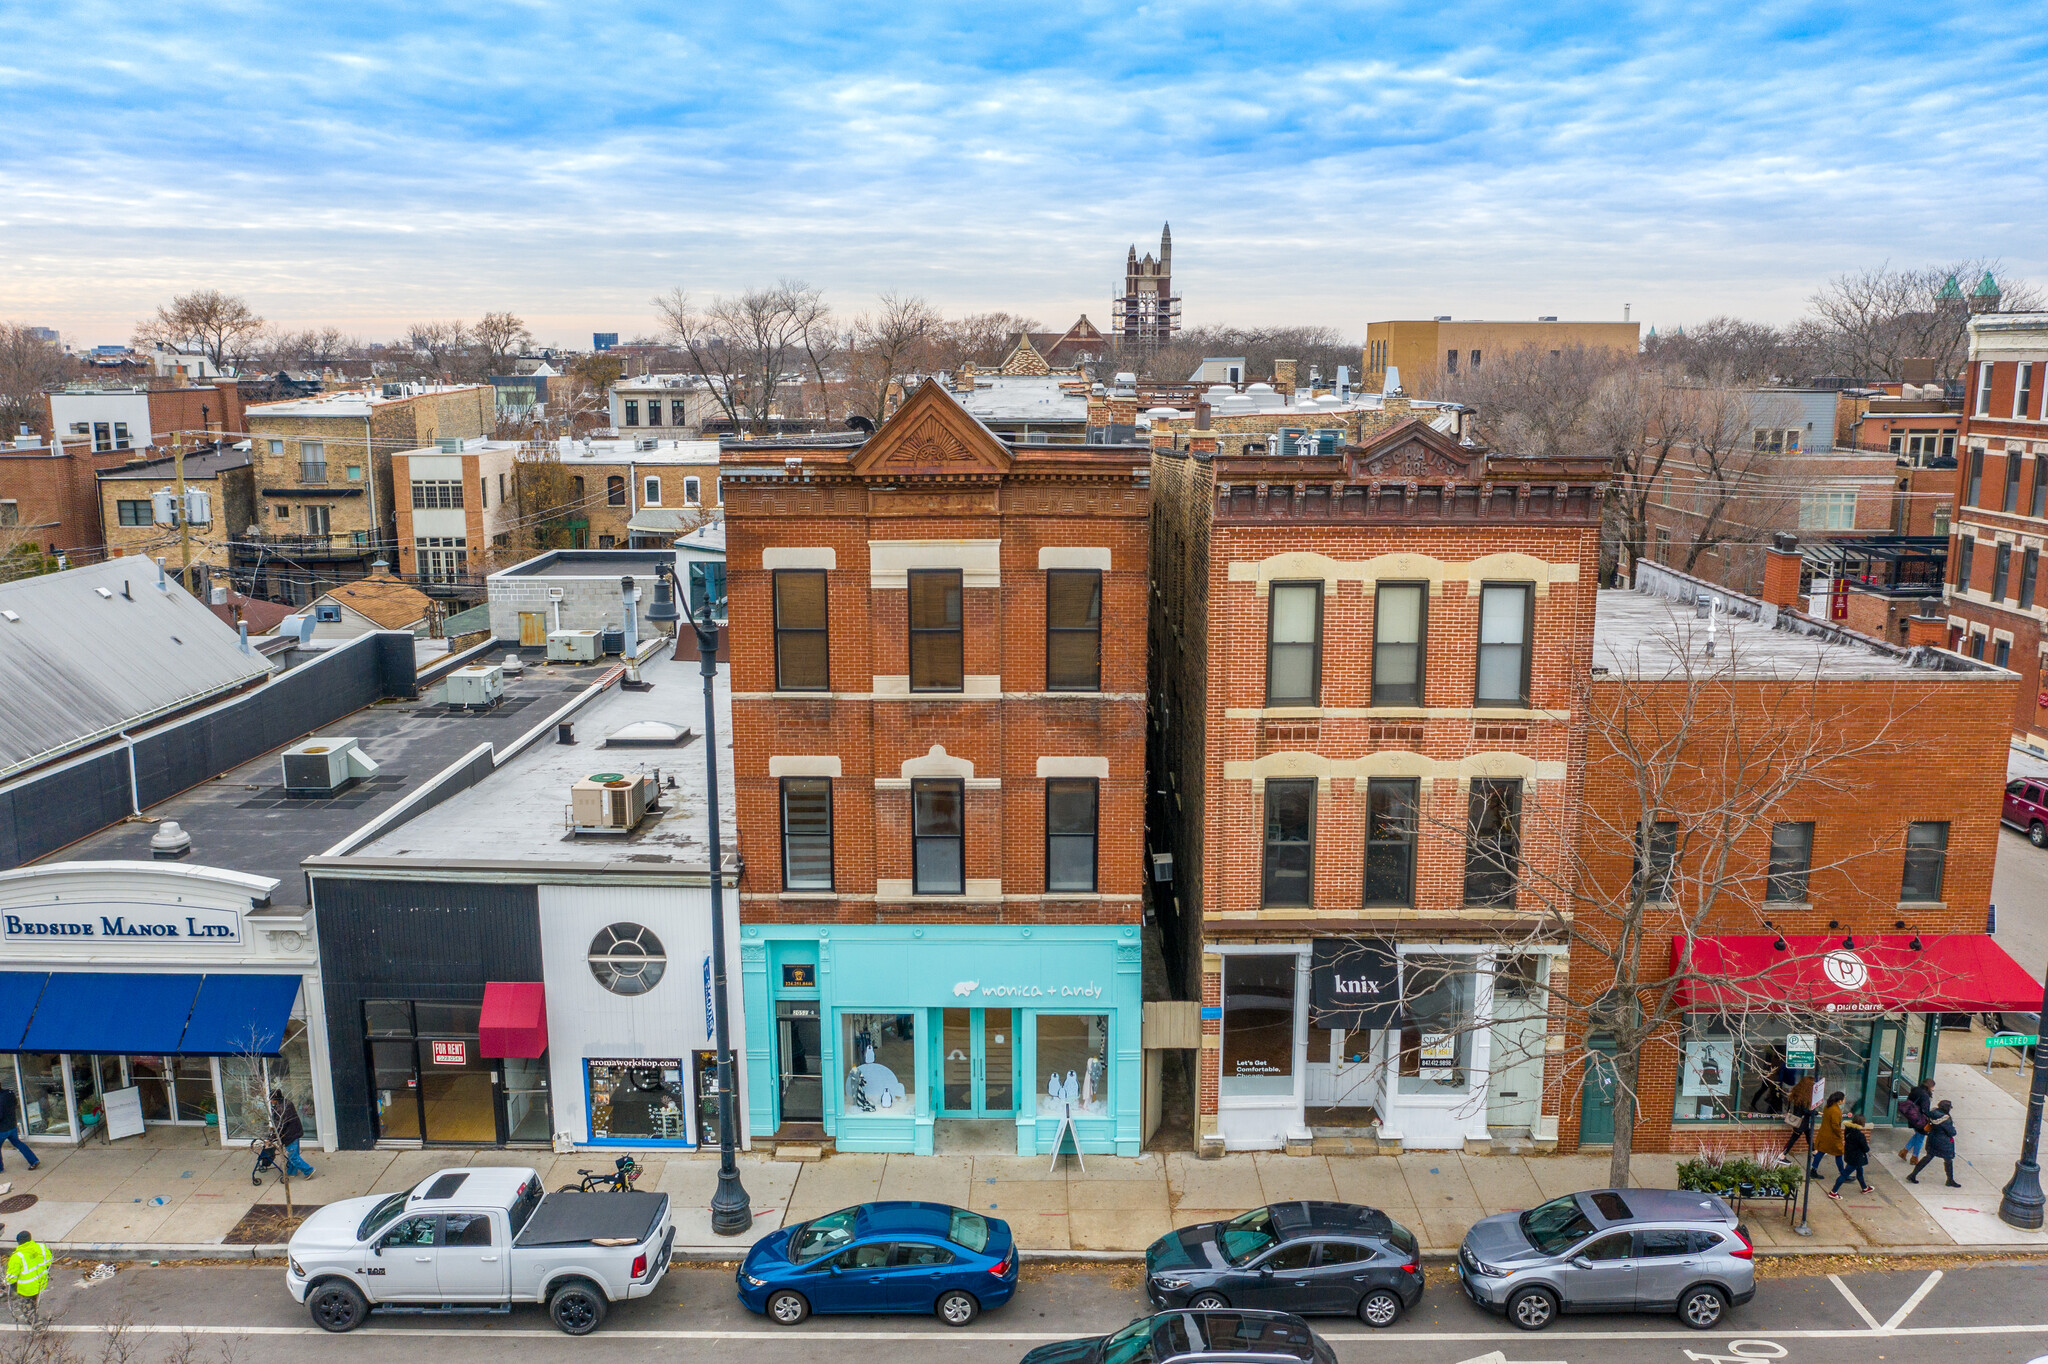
left=2, top=900, right=242, bottom=946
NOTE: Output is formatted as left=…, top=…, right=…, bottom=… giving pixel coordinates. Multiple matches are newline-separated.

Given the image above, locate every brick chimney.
left=1086, top=393, right=1110, bottom=431
left=1761, top=532, right=1804, bottom=610
left=956, top=362, right=976, bottom=394
left=1904, top=610, right=1949, bottom=649
left=1107, top=396, right=1138, bottom=428
left=1273, top=359, right=1298, bottom=397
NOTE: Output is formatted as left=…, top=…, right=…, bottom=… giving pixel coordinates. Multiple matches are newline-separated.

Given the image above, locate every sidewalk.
left=5, top=1122, right=2041, bottom=1261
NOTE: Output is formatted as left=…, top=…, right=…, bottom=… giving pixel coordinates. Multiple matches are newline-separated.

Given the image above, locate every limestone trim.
left=762, top=546, right=837, bottom=571
left=1222, top=750, right=1565, bottom=786
left=767, top=755, right=843, bottom=777
left=1035, top=755, right=1112, bottom=778
left=869, top=538, right=1002, bottom=588
left=875, top=877, right=1004, bottom=900
left=1226, top=549, right=1578, bottom=598
left=871, top=674, right=1002, bottom=696
left=1223, top=705, right=1572, bottom=721
left=1038, top=546, right=1113, bottom=571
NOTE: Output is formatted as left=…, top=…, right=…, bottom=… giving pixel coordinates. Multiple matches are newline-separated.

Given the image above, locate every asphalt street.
left=1992, top=820, right=2048, bottom=993
left=14, top=1259, right=2048, bottom=1364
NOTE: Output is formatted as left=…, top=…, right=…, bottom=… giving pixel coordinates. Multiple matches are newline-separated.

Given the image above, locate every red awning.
left=1672, top=935, right=2041, bottom=1015
left=479, top=982, right=548, bottom=1059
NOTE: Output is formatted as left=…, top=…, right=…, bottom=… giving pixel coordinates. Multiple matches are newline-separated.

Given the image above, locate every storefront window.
left=588, top=1060, right=687, bottom=1141
left=1221, top=954, right=1297, bottom=1098
left=1036, top=1014, right=1109, bottom=1117
left=1398, top=955, right=1476, bottom=1094
left=14, top=1055, right=69, bottom=1138
left=221, top=1019, right=320, bottom=1144
left=1673, top=1014, right=1882, bottom=1122
left=843, top=1012, right=917, bottom=1114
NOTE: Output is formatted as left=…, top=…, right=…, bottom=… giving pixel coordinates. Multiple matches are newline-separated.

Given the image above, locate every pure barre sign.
left=1310, top=937, right=1401, bottom=1030
left=2, top=901, right=242, bottom=946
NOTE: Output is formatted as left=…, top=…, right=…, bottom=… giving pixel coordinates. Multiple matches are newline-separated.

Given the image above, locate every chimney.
left=1196, top=400, right=1212, bottom=429
left=1273, top=359, right=1298, bottom=396
left=1086, top=393, right=1110, bottom=432
left=1761, top=532, right=1804, bottom=610
left=956, top=362, right=976, bottom=394
left=1904, top=610, right=1949, bottom=649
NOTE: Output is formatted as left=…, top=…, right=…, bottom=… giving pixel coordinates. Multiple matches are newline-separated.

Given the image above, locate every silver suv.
left=1455, top=1189, right=1754, bottom=1331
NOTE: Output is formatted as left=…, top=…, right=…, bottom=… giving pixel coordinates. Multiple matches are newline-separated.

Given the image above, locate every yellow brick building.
left=95, top=444, right=257, bottom=592
left=1363, top=319, right=1641, bottom=395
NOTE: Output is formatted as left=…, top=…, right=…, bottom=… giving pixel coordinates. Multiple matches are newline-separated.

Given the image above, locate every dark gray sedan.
left=1143, top=1202, right=1423, bottom=1328
left=1019, top=1309, right=1335, bottom=1364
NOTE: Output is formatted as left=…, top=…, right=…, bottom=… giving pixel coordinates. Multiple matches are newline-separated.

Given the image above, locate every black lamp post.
left=692, top=589, right=752, bottom=1236
left=1998, top=969, right=2048, bottom=1230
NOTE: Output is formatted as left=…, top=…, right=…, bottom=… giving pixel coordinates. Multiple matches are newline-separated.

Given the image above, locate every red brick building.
left=720, top=380, right=1154, bottom=1156
left=1148, top=414, right=1610, bottom=1154
left=1944, top=312, right=2048, bottom=746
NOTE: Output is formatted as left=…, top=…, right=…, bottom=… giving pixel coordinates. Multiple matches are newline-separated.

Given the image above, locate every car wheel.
left=307, top=1280, right=368, bottom=1333
left=767, top=1289, right=810, bottom=1325
left=1680, top=1285, right=1727, bottom=1329
left=549, top=1279, right=608, bottom=1336
left=1189, top=1291, right=1230, bottom=1310
left=1509, top=1286, right=1558, bottom=1331
left=2031, top=822, right=2045, bottom=848
left=935, top=1289, right=979, bottom=1327
left=1359, top=1288, right=1403, bottom=1328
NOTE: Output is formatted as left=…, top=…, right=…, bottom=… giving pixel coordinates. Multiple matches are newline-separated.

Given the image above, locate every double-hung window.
left=2017, top=363, right=2035, bottom=420
left=909, top=569, right=964, bottom=691
left=1994, top=543, right=2013, bottom=600
left=1045, top=779, right=1099, bottom=892
left=1765, top=821, right=1813, bottom=903
left=912, top=779, right=965, bottom=895
left=1977, top=363, right=1995, bottom=417
left=1261, top=779, right=1316, bottom=907
left=780, top=778, right=833, bottom=891
left=1372, top=582, right=1425, bottom=706
left=607, top=475, right=626, bottom=506
left=2023, top=547, right=2039, bottom=611
left=1266, top=582, right=1321, bottom=705
left=1957, top=535, right=1975, bottom=591
left=683, top=476, right=701, bottom=505
left=1475, top=583, right=1533, bottom=707
left=1362, top=778, right=1417, bottom=906
left=2006, top=453, right=2024, bottom=512
left=1901, top=822, right=1948, bottom=902
left=1045, top=569, right=1102, bottom=690
left=772, top=569, right=829, bottom=690
left=1968, top=448, right=1985, bottom=505
left=643, top=476, right=661, bottom=506
left=1464, top=779, right=1523, bottom=906
left=624, top=399, right=639, bottom=426
left=1634, top=819, right=1678, bottom=901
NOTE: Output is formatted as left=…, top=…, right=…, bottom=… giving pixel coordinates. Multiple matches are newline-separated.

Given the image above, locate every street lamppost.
left=690, top=584, right=751, bottom=1236
left=1998, top=970, right=2048, bottom=1230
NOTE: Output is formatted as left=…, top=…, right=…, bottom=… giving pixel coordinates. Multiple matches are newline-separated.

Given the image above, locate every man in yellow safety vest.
left=6, top=1229, right=50, bottom=1321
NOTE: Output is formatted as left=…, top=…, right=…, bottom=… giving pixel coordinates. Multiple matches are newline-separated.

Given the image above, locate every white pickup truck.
left=287, top=1165, right=674, bottom=1335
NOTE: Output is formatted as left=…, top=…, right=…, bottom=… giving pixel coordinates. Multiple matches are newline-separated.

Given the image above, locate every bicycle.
left=557, top=1155, right=640, bottom=1193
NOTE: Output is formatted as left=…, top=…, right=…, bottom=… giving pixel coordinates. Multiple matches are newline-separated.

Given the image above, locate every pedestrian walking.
left=1898, top=1077, right=1935, bottom=1162
left=271, top=1089, right=314, bottom=1180
left=0, top=1084, right=39, bottom=1172
left=5, top=1230, right=50, bottom=1323
left=1907, top=1099, right=1961, bottom=1187
left=1780, top=1073, right=1817, bottom=1158
left=1811, top=1091, right=1847, bottom=1180
left=1749, top=1044, right=1792, bottom=1115
left=1829, top=1110, right=1873, bottom=1198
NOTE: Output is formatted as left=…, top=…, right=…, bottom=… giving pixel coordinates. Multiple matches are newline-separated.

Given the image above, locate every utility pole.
left=173, top=431, right=194, bottom=594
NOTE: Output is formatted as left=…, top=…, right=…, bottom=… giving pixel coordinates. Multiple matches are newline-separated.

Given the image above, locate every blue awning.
left=179, top=975, right=302, bottom=1055
left=20, top=973, right=202, bottom=1054
left=0, top=975, right=49, bottom=1049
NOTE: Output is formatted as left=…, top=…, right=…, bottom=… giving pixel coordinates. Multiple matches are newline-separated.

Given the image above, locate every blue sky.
left=3, top=1, right=2044, bottom=347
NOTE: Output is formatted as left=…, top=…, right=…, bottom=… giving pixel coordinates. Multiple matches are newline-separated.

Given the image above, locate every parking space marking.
left=1881, top=1270, right=1943, bottom=1332
left=1827, top=1274, right=1882, bottom=1331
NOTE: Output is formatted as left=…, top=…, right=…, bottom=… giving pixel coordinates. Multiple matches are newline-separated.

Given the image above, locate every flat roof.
left=355, top=651, right=733, bottom=870
left=492, top=548, right=681, bottom=579
left=43, top=650, right=592, bottom=903
left=1594, top=588, right=2000, bottom=682
left=95, top=446, right=251, bottom=481
left=248, top=385, right=484, bottom=419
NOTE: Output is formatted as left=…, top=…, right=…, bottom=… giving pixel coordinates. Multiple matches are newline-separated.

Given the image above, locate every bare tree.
left=1642, top=316, right=1806, bottom=386
left=1452, top=344, right=1635, bottom=457
left=847, top=293, right=942, bottom=422
left=508, top=445, right=586, bottom=560
left=1799, top=261, right=2043, bottom=381
left=134, top=290, right=265, bottom=371
left=398, top=320, right=471, bottom=381
left=653, top=281, right=828, bottom=435
left=0, top=323, right=71, bottom=436
left=472, top=311, right=534, bottom=377
left=934, top=312, right=1044, bottom=370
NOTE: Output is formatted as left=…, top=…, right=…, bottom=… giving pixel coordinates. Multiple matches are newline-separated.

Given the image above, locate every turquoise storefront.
left=739, top=923, right=1143, bottom=1156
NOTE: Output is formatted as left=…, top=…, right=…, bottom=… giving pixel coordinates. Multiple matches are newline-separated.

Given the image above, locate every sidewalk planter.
left=739, top=923, right=1144, bottom=1156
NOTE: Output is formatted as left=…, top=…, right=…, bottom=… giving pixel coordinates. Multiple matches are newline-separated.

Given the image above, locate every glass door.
left=417, top=1037, right=498, bottom=1144
left=499, top=1056, right=552, bottom=1143
left=938, top=1009, right=1018, bottom=1118
left=775, top=1002, right=822, bottom=1125
left=1864, top=1018, right=1906, bottom=1125
left=371, top=1040, right=422, bottom=1141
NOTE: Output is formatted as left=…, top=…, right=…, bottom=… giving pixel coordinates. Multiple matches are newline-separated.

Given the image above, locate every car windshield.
left=1520, top=1194, right=1596, bottom=1255
left=949, top=1208, right=990, bottom=1253
left=357, top=1192, right=410, bottom=1243
left=1218, top=1206, right=1278, bottom=1265
left=789, top=1208, right=859, bottom=1263
left=1099, top=1316, right=1160, bottom=1364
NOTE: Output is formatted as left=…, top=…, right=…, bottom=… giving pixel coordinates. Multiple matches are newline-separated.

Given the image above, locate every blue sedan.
left=737, top=1201, right=1017, bottom=1327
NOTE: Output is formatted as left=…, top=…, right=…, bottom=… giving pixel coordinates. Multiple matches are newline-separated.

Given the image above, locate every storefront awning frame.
left=1671, top=934, right=2041, bottom=1015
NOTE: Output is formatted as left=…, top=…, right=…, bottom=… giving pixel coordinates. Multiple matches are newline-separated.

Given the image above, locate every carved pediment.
left=852, top=379, right=1013, bottom=477
left=1349, top=419, right=1484, bottom=482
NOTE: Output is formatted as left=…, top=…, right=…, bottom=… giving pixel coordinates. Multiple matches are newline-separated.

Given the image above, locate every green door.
left=1579, top=1040, right=1618, bottom=1146
left=939, top=1009, right=1017, bottom=1118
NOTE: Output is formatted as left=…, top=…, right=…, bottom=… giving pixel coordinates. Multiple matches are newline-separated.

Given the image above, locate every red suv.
left=2004, top=778, right=2048, bottom=846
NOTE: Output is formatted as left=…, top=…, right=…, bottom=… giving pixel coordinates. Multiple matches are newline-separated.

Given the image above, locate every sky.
left=3, top=1, right=2045, bottom=349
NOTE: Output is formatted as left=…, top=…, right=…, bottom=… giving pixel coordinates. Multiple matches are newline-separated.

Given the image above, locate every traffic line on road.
left=1881, top=1270, right=1944, bottom=1331
left=1827, top=1273, right=1882, bottom=1331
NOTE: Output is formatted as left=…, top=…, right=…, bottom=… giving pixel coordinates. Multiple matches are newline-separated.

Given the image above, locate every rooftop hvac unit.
left=282, top=736, right=379, bottom=797
left=444, top=664, right=505, bottom=710
left=569, top=772, right=655, bottom=835
left=546, top=629, right=601, bottom=662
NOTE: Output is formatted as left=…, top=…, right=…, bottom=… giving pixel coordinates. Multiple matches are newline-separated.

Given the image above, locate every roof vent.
left=149, top=820, right=192, bottom=860
left=605, top=720, right=689, bottom=747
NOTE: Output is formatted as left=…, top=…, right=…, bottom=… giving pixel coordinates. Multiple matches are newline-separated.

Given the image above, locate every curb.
left=55, top=1244, right=287, bottom=1261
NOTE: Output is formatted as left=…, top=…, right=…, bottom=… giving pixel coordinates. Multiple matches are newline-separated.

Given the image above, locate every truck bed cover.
left=514, top=1191, right=670, bottom=1248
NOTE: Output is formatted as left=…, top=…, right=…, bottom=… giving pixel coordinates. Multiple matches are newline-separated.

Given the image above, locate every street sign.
left=1785, top=1032, right=1817, bottom=1068
left=1987, top=1033, right=2040, bottom=1048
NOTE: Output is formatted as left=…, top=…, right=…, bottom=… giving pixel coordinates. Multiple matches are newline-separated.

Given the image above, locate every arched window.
left=607, top=475, right=626, bottom=506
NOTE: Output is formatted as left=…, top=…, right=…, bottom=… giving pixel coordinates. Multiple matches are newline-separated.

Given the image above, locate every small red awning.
left=1672, top=935, right=2041, bottom=1015
left=479, top=982, right=548, bottom=1059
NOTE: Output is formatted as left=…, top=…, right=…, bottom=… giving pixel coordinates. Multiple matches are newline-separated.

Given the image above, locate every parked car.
left=2004, top=778, right=2048, bottom=846
left=1020, top=1308, right=1337, bottom=1364
left=1455, top=1188, right=1753, bottom=1331
left=287, top=1166, right=673, bottom=1335
left=1143, top=1201, right=1422, bottom=1327
left=737, top=1200, right=1016, bottom=1326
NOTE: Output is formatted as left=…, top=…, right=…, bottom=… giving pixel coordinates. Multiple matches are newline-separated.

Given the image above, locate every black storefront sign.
left=1310, top=937, right=1401, bottom=1030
